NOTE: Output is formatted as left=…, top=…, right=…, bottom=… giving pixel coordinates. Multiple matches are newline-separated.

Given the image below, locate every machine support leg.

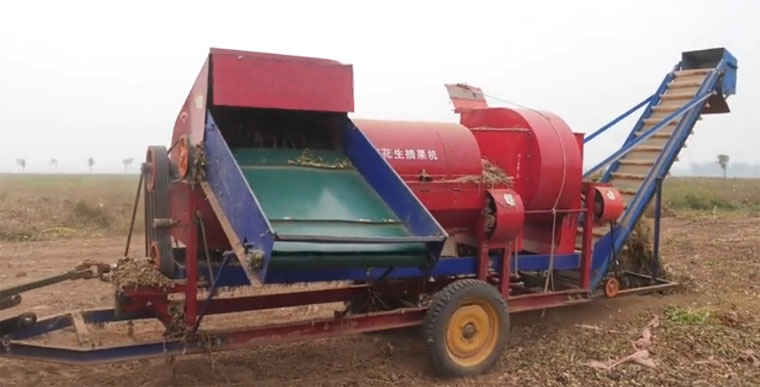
left=184, top=201, right=199, bottom=330
left=499, top=244, right=511, bottom=299
left=477, top=242, right=489, bottom=280
left=194, top=253, right=232, bottom=332
left=652, top=177, right=663, bottom=282
left=580, top=184, right=596, bottom=290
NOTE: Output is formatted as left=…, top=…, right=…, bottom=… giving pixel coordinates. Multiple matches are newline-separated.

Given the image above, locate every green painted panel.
left=233, top=148, right=398, bottom=224
left=231, top=147, right=427, bottom=263
left=267, top=254, right=426, bottom=269
left=233, top=148, right=348, bottom=166
left=240, top=167, right=398, bottom=223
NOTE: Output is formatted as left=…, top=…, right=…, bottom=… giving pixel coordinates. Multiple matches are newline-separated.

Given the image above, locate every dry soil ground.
left=0, top=176, right=759, bottom=386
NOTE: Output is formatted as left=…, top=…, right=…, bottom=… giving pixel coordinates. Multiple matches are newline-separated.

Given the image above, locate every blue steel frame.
left=2, top=48, right=737, bottom=368
left=590, top=65, right=724, bottom=288
left=203, top=112, right=276, bottom=282
left=682, top=48, right=737, bottom=95
left=0, top=248, right=578, bottom=365
left=583, top=92, right=714, bottom=179
left=585, top=48, right=737, bottom=289
left=179, top=252, right=580, bottom=286
left=652, top=177, right=663, bottom=280
left=1, top=305, right=418, bottom=365
left=341, top=118, right=447, bottom=240
left=598, top=64, right=679, bottom=182
left=583, top=94, right=654, bottom=144
left=202, top=112, right=447, bottom=284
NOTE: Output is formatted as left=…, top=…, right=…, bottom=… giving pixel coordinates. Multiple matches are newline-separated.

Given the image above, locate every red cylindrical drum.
left=353, top=119, right=482, bottom=179
left=486, top=188, right=525, bottom=243
left=353, top=119, right=486, bottom=232
left=460, top=108, right=583, bottom=211
left=594, top=186, right=624, bottom=223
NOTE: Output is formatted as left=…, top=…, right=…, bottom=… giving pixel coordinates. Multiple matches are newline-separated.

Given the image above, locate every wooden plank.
left=643, top=118, right=679, bottom=126
left=674, top=69, right=711, bottom=77
left=626, top=145, right=664, bottom=152
left=618, top=159, right=655, bottom=166
left=652, top=105, right=679, bottom=113
left=668, top=80, right=703, bottom=89
left=71, top=312, right=90, bottom=347
left=635, top=131, right=672, bottom=139
left=660, top=91, right=697, bottom=99
left=611, top=172, right=647, bottom=180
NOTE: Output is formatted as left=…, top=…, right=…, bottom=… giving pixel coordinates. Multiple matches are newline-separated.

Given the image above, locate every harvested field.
left=0, top=175, right=759, bottom=386
left=0, top=174, right=140, bottom=241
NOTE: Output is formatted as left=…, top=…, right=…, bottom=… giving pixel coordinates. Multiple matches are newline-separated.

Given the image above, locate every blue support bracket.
left=584, top=94, right=654, bottom=144
left=590, top=65, right=724, bottom=289
left=203, top=112, right=276, bottom=283
left=599, top=66, right=679, bottom=183
left=584, top=91, right=713, bottom=179
left=342, top=118, right=446, bottom=240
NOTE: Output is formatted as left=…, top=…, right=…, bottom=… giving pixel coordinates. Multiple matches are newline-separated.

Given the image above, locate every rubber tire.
left=424, top=279, right=509, bottom=378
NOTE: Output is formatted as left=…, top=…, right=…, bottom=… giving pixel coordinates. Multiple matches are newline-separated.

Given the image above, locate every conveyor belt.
left=582, top=48, right=737, bottom=289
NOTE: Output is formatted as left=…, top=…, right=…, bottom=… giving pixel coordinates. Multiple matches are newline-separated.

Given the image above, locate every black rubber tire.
left=423, top=279, right=509, bottom=378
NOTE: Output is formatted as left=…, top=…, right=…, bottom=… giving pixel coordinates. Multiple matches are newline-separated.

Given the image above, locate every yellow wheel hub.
left=445, top=300, right=500, bottom=367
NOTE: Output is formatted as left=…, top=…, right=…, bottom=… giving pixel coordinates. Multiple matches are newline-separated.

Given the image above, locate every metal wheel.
left=423, top=279, right=509, bottom=377
left=604, top=276, right=620, bottom=298
left=144, top=145, right=175, bottom=276
left=177, top=135, right=191, bottom=179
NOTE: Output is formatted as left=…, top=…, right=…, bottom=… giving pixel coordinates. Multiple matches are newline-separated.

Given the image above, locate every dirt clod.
left=112, top=256, right=177, bottom=291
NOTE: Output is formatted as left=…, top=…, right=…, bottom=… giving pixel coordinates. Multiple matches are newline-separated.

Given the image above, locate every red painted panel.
left=353, top=119, right=482, bottom=179
left=574, top=132, right=584, bottom=162
left=410, top=185, right=483, bottom=232
left=356, top=119, right=485, bottom=232
left=210, top=48, right=353, bottom=113
left=170, top=59, right=209, bottom=148
left=461, top=108, right=582, bottom=211
left=508, top=289, right=589, bottom=312
left=444, top=84, right=488, bottom=113
left=594, top=186, right=624, bottom=223
left=470, top=128, right=530, bottom=202
left=486, top=188, right=525, bottom=243
left=169, top=182, right=228, bottom=250
left=520, top=211, right=580, bottom=255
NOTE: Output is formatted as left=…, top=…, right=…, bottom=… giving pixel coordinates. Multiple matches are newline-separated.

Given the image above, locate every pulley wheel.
left=604, top=276, right=620, bottom=298
left=177, top=135, right=191, bottom=179
left=144, top=145, right=175, bottom=276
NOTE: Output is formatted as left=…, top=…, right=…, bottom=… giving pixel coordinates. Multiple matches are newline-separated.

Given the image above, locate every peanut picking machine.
left=0, top=48, right=737, bottom=376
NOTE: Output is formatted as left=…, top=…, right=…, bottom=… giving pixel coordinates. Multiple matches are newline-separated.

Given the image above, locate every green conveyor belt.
left=231, top=148, right=428, bottom=268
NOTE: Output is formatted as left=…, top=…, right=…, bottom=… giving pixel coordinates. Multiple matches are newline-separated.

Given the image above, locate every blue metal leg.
left=652, top=177, right=663, bottom=282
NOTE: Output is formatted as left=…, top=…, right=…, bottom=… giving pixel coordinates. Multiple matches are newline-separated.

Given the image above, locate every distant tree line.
left=677, top=161, right=760, bottom=178
left=11, top=157, right=137, bottom=173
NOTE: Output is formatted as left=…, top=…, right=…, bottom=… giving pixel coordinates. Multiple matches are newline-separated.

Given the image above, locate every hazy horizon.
left=4, top=162, right=758, bottom=179
left=2, top=0, right=758, bottom=174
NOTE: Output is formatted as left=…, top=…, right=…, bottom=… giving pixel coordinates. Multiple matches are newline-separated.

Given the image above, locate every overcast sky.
left=1, top=0, right=758, bottom=174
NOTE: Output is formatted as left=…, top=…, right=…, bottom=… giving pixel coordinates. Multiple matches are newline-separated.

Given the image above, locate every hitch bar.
left=0, top=261, right=113, bottom=312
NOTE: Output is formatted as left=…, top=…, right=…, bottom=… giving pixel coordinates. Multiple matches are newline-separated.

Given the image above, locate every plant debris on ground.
left=446, top=159, right=514, bottom=186
left=1, top=175, right=759, bottom=386
left=482, top=159, right=514, bottom=186
left=288, top=149, right=353, bottom=169
left=112, top=256, right=178, bottom=291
